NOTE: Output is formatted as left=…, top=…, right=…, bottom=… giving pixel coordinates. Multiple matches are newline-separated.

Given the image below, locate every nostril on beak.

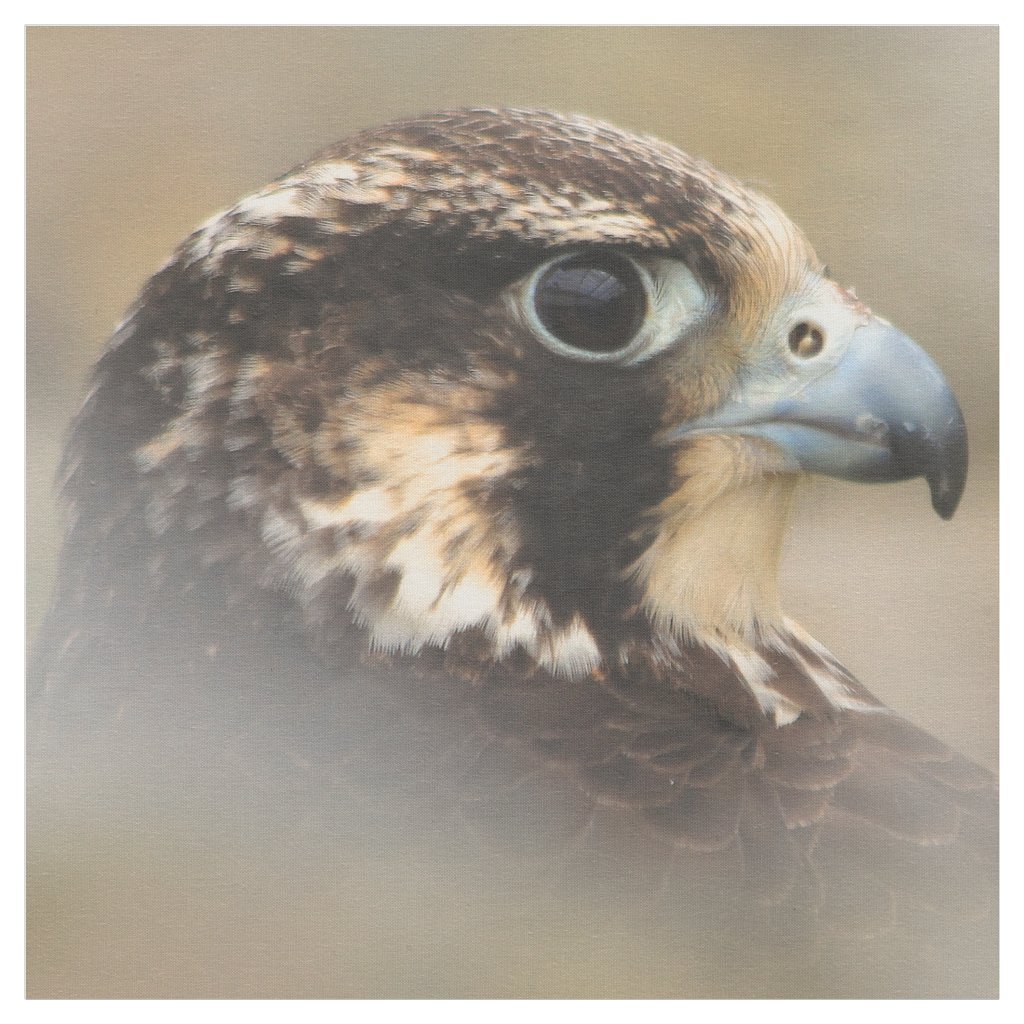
left=788, top=321, right=825, bottom=358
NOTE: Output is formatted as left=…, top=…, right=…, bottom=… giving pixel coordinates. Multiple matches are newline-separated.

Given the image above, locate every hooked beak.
left=662, top=320, right=968, bottom=519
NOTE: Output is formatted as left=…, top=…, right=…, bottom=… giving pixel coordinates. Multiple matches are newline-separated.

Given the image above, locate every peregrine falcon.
left=29, top=109, right=996, bottom=998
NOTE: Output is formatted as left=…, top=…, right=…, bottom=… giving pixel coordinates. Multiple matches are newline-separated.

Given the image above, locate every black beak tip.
left=890, top=401, right=968, bottom=521
left=926, top=439, right=968, bottom=520
left=930, top=478, right=961, bottom=520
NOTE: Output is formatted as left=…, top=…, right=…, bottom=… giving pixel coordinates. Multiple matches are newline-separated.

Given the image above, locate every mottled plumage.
left=29, top=109, right=995, bottom=998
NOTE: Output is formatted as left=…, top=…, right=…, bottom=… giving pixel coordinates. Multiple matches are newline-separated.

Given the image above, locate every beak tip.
left=926, top=447, right=968, bottom=520
left=932, top=490, right=959, bottom=521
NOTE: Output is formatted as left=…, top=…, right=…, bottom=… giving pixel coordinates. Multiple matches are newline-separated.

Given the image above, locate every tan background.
left=27, top=26, right=997, bottom=767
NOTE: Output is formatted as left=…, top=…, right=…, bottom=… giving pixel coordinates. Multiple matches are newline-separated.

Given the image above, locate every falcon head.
left=67, top=108, right=967, bottom=725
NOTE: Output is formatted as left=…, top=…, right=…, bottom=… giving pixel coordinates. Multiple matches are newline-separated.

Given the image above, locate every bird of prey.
left=29, top=108, right=996, bottom=998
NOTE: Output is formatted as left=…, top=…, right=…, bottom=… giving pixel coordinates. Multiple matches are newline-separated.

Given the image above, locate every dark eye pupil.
left=533, top=253, right=646, bottom=353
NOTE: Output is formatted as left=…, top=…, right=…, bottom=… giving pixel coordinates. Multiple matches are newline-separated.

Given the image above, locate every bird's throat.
left=634, top=436, right=798, bottom=647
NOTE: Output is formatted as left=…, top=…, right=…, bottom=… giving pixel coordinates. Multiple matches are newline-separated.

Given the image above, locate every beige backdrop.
left=28, top=26, right=997, bottom=769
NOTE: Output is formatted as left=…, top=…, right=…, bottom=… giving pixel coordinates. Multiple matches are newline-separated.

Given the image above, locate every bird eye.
left=528, top=252, right=649, bottom=359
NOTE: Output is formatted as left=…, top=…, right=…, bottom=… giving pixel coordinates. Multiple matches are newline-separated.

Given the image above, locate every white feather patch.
left=536, top=617, right=603, bottom=678
left=718, top=643, right=802, bottom=726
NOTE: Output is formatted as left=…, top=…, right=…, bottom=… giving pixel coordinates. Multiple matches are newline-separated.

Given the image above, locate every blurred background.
left=28, top=26, right=998, bottom=767
left=26, top=26, right=999, bottom=999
